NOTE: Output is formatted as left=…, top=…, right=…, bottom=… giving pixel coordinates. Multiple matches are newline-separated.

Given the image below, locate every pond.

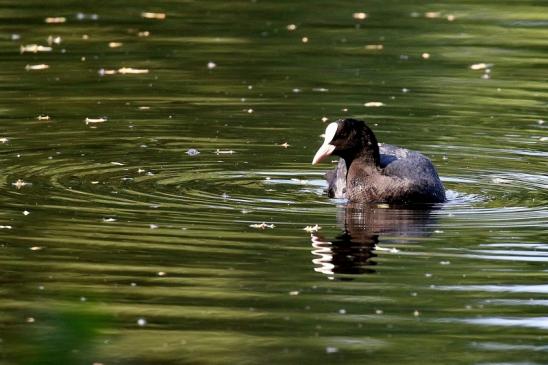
left=0, top=0, right=547, bottom=364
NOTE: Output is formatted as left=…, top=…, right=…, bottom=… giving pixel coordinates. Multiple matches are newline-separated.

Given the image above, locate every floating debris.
left=0, top=225, right=12, bottom=229
left=352, top=12, right=368, bottom=20
left=470, top=63, right=492, bottom=70
left=137, top=318, right=147, bottom=326
left=26, top=317, right=35, bottom=323
left=540, top=137, right=548, bottom=142
left=118, top=67, right=149, bottom=74
left=492, top=177, right=510, bottom=184
left=23, top=210, right=30, bottom=216
left=377, top=203, right=390, bottom=208
left=325, top=347, right=338, bottom=354
left=447, top=14, right=456, bottom=21
left=424, top=11, right=441, bottom=18
left=149, top=224, right=158, bottom=229
left=365, top=44, right=383, bottom=50
left=289, top=290, right=299, bottom=296
left=0, top=137, right=9, bottom=143
left=312, top=87, right=329, bottom=92
left=138, top=31, right=150, bottom=37
left=103, top=218, right=117, bottom=222
left=138, top=106, right=150, bottom=110
left=303, top=224, right=321, bottom=233
left=301, top=36, right=309, bottom=43
left=37, top=115, right=50, bottom=121
left=110, top=162, right=125, bottom=166
left=98, top=68, right=117, bottom=76
left=30, top=246, right=43, bottom=251
left=214, top=149, right=235, bottom=155
left=207, top=61, right=217, bottom=70
left=249, top=222, right=275, bottom=229
left=25, top=64, right=49, bottom=71
left=376, top=246, right=400, bottom=253
left=45, top=17, right=66, bottom=24
left=75, top=12, right=99, bottom=21
left=108, top=42, right=123, bottom=48
left=321, top=117, right=329, bottom=122
left=12, top=179, right=30, bottom=189
left=20, top=44, right=52, bottom=53
left=364, top=101, right=384, bottom=107
left=10, top=33, right=20, bottom=41
left=186, top=148, right=200, bottom=156
left=85, top=117, right=107, bottom=124
left=286, top=24, right=297, bottom=31
left=421, top=52, right=430, bottom=59
left=141, top=12, right=166, bottom=20
left=279, top=142, right=290, bottom=148
left=157, top=271, right=166, bottom=276
left=413, top=310, right=420, bottom=317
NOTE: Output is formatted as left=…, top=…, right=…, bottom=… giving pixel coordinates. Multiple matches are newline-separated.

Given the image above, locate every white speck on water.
left=402, top=88, right=410, bottom=93
left=149, top=224, right=158, bottom=229
left=425, top=273, right=432, bottom=278
left=352, top=12, right=367, bottom=20
left=23, top=210, right=30, bottom=216
left=289, top=291, right=299, bottom=296
left=131, top=282, right=137, bottom=287
left=414, top=310, right=420, bottom=317
left=537, top=119, right=545, bottom=125
left=38, top=285, right=45, bottom=290
left=137, top=318, right=147, bottom=326
left=247, top=108, right=254, bottom=113
left=411, top=292, right=418, bottom=297
left=292, top=88, right=301, bottom=93
left=539, top=137, right=548, bottom=142
left=492, top=177, right=510, bottom=184
left=157, top=271, right=166, bottom=276
left=207, top=61, right=217, bottom=69
left=186, top=148, right=200, bottom=156
left=0, top=225, right=13, bottom=229
left=325, top=346, right=338, bottom=354
left=364, top=101, right=384, bottom=107
left=375, top=309, right=383, bottom=315
left=287, top=24, right=297, bottom=31
left=470, top=63, right=492, bottom=70
left=434, top=230, right=444, bottom=234
left=440, top=261, right=451, bottom=265
left=321, top=116, right=328, bottom=122
left=421, top=52, right=430, bottom=59
left=338, top=309, right=346, bottom=314
left=80, top=296, right=87, bottom=302
left=103, top=218, right=116, bottom=222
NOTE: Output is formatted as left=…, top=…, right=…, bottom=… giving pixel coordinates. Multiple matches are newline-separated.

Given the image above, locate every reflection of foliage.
left=15, top=307, right=106, bottom=365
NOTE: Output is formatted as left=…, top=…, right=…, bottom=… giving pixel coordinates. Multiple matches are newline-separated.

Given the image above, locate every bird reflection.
left=311, top=203, right=438, bottom=279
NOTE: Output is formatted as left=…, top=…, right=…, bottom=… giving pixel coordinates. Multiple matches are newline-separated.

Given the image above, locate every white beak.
left=312, top=143, right=336, bottom=165
left=312, top=122, right=338, bottom=165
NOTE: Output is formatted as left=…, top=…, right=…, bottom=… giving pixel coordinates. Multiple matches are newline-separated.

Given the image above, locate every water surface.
left=0, top=1, right=547, bottom=364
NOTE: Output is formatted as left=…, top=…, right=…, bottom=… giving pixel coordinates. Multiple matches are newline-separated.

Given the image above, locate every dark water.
left=0, top=1, right=547, bottom=364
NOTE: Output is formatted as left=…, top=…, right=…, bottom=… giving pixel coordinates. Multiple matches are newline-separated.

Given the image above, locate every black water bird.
left=312, top=118, right=445, bottom=204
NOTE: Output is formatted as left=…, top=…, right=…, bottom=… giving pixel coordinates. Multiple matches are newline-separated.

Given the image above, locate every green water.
left=0, top=1, right=547, bottom=364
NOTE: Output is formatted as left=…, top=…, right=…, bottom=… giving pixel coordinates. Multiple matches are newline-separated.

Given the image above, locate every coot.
left=312, top=118, right=445, bottom=204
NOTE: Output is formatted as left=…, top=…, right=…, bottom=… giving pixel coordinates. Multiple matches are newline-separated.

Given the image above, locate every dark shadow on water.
left=311, top=203, right=440, bottom=280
